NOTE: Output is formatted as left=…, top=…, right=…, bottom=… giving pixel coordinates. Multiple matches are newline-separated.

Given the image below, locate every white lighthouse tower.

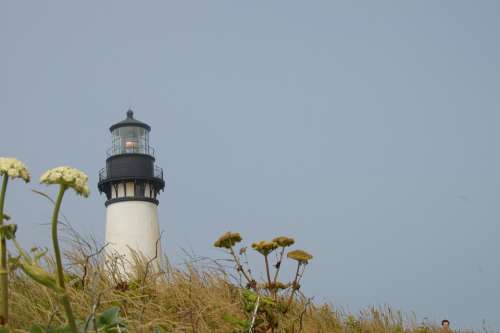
left=98, top=110, right=165, bottom=271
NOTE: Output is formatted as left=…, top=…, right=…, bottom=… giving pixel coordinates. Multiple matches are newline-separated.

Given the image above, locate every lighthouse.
left=98, top=110, right=165, bottom=270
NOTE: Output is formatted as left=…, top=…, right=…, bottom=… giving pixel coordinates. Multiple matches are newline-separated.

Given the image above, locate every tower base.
left=105, top=200, right=163, bottom=275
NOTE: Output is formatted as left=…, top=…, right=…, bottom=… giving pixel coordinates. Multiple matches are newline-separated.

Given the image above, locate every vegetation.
left=4, top=244, right=476, bottom=333
left=0, top=157, right=487, bottom=332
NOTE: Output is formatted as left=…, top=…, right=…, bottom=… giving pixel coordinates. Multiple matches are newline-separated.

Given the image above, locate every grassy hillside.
left=6, top=242, right=472, bottom=333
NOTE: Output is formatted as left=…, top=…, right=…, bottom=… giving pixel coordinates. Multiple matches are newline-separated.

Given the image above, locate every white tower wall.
left=105, top=201, right=162, bottom=269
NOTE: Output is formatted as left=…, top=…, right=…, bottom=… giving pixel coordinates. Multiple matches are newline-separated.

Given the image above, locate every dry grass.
left=5, top=242, right=478, bottom=333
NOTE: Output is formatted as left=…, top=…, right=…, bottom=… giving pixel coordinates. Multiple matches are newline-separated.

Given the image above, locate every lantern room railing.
left=154, top=165, right=164, bottom=180
left=98, top=165, right=164, bottom=183
left=106, top=144, right=156, bottom=158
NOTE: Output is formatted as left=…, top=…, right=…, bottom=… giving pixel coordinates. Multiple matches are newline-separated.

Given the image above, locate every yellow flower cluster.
left=214, top=232, right=242, bottom=249
left=0, top=157, right=30, bottom=182
left=272, top=236, right=295, bottom=248
left=287, top=249, right=313, bottom=264
left=40, top=166, right=90, bottom=197
left=251, top=240, right=278, bottom=256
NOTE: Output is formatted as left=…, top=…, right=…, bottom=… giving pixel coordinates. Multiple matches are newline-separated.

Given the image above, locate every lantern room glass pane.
left=111, top=126, right=150, bottom=155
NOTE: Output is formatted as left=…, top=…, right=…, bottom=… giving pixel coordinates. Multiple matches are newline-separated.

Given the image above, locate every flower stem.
left=285, top=262, right=302, bottom=313
left=272, top=247, right=285, bottom=284
left=229, top=247, right=255, bottom=290
left=0, top=176, right=8, bottom=325
left=11, top=238, right=29, bottom=261
left=51, top=185, right=78, bottom=333
left=264, top=254, right=273, bottom=297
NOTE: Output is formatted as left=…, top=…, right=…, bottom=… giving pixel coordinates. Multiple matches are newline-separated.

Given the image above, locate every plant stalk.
left=51, top=185, right=78, bottom=333
left=0, top=176, right=8, bottom=325
left=285, top=262, right=302, bottom=312
left=271, top=247, right=286, bottom=299
left=11, top=238, right=29, bottom=261
left=272, top=247, right=285, bottom=285
left=264, top=254, right=274, bottom=297
left=229, top=247, right=255, bottom=289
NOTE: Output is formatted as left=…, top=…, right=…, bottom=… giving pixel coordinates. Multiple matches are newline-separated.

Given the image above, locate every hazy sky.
left=2, top=1, right=500, bottom=330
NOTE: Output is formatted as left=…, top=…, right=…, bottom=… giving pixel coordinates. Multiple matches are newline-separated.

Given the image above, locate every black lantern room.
left=98, top=110, right=165, bottom=206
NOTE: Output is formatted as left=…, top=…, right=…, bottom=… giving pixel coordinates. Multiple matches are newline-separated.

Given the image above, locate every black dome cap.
left=109, top=109, right=151, bottom=132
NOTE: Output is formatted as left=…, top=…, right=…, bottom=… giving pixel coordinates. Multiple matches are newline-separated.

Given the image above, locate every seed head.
left=261, top=281, right=290, bottom=290
left=0, top=157, right=30, bottom=182
left=272, top=236, right=295, bottom=248
left=213, top=232, right=242, bottom=249
left=287, top=249, right=313, bottom=264
left=40, top=166, right=89, bottom=197
left=251, top=240, right=278, bottom=256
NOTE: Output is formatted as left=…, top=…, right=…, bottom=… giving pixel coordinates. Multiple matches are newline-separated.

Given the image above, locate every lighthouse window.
left=135, top=182, right=145, bottom=197
left=111, top=126, right=149, bottom=155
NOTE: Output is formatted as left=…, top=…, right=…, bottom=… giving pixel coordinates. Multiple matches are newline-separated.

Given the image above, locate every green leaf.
left=29, top=325, right=45, bottom=333
left=0, top=223, right=17, bottom=240
left=223, top=314, right=250, bottom=329
left=98, top=306, right=120, bottom=325
left=19, top=260, right=63, bottom=293
left=29, top=324, right=73, bottom=333
left=81, top=313, right=95, bottom=331
left=96, top=306, right=127, bottom=332
left=0, top=327, right=10, bottom=333
left=47, top=328, right=72, bottom=333
left=153, top=327, right=167, bottom=333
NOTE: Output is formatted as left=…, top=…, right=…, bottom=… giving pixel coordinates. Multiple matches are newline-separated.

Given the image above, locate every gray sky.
left=2, top=1, right=499, bottom=330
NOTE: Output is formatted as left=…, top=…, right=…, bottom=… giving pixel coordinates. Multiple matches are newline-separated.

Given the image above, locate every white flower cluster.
left=40, top=166, right=90, bottom=197
left=0, top=157, right=30, bottom=182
